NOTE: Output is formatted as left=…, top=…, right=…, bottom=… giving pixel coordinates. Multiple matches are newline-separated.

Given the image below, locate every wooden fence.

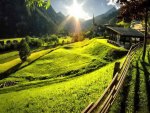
left=82, top=42, right=143, bottom=113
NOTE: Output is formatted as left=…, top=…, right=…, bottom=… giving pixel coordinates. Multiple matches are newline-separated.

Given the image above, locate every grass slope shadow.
left=141, top=61, right=150, bottom=111
left=119, top=64, right=132, bottom=113
left=0, top=49, right=55, bottom=80
left=133, top=61, right=140, bottom=113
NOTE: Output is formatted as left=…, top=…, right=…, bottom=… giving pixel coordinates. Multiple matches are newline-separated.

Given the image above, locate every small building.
left=106, top=27, right=144, bottom=49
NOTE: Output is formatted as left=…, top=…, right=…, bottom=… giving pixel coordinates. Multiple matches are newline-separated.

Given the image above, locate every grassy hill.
left=0, top=38, right=127, bottom=113
left=0, top=39, right=126, bottom=85
left=0, top=58, right=125, bottom=113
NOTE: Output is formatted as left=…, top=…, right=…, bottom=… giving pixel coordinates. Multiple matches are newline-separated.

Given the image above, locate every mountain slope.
left=0, top=0, right=65, bottom=38
left=82, top=7, right=118, bottom=31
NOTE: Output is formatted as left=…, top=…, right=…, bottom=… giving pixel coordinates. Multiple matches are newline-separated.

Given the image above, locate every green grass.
left=0, top=51, right=19, bottom=64
left=0, top=48, right=56, bottom=74
left=1, top=39, right=126, bottom=84
left=0, top=58, right=125, bottom=113
left=109, top=45, right=150, bottom=113
left=0, top=38, right=127, bottom=113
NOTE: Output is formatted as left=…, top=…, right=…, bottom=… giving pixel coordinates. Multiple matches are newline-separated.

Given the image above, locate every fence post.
left=113, top=62, right=120, bottom=78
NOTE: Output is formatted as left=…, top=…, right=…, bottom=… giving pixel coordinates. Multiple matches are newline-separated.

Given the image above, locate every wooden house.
left=106, top=27, right=144, bottom=49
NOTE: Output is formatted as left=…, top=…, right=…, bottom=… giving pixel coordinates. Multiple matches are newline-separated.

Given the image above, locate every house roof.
left=107, top=27, right=144, bottom=37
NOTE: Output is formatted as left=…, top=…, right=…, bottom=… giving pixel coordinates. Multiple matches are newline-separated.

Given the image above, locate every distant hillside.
left=82, top=7, right=118, bottom=31
left=0, top=0, right=65, bottom=38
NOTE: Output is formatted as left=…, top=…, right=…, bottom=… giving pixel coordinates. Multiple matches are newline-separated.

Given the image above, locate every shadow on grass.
left=0, top=49, right=56, bottom=80
left=141, top=61, right=150, bottom=111
left=133, top=61, right=140, bottom=113
left=0, top=60, right=107, bottom=94
left=147, top=50, right=150, bottom=64
left=0, top=63, right=22, bottom=80
left=120, top=65, right=132, bottom=113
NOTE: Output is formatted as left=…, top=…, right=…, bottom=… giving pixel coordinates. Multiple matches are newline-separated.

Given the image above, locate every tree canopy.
left=25, top=0, right=50, bottom=9
left=116, top=0, right=150, bottom=22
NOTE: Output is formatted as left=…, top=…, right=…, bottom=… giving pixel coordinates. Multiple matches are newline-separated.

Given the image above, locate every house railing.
left=82, top=42, right=143, bottom=113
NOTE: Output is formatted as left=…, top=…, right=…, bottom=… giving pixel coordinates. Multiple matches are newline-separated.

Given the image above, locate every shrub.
left=19, top=39, right=30, bottom=61
left=50, top=34, right=58, bottom=43
left=35, top=39, right=43, bottom=47
left=84, top=31, right=93, bottom=39
left=25, top=36, right=31, bottom=44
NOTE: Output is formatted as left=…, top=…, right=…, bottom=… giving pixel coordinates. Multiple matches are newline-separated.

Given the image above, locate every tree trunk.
left=142, top=7, right=148, bottom=61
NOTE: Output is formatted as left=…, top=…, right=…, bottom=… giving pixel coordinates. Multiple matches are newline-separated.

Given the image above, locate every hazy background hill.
left=81, top=7, right=118, bottom=31
left=61, top=7, right=118, bottom=33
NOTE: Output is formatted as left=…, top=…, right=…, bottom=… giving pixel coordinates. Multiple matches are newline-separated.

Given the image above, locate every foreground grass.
left=109, top=45, right=150, bottom=113
left=0, top=58, right=125, bottom=113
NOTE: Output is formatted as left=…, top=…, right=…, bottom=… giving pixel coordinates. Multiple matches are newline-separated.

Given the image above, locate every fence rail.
left=82, top=42, right=143, bottom=113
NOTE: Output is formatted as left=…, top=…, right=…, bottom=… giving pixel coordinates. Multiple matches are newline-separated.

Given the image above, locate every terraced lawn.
left=1, top=39, right=126, bottom=84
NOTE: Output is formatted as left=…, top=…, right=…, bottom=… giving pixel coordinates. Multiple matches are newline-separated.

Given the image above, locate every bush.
left=27, top=38, right=43, bottom=48
left=84, top=31, right=93, bottom=39
left=35, top=39, right=43, bottom=47
left=50, top=34, right=58, bottom=43
left=25, top=36, right=31, bottom=44
left=19, top=39, right=31, bottom=61
left=5, top=43, right=12, bottom=51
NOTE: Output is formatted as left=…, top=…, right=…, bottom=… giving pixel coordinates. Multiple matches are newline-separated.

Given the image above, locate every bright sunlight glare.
left=66, top=0, right=91, bottom=20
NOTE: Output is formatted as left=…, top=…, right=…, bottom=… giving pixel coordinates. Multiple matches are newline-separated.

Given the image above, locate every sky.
left=51, top=0, right=115, bottom=19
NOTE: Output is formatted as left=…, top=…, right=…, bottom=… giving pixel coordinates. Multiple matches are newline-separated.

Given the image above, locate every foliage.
left=50, top=34, right=59, bottom=43
left=25, top=36, right=32, bottom=44
left=42, top=34, right=59, bottom=46
left=58, top=29, right=69, bottom=37
left=84, top=31, right=93, bottom=39
left=19, top=39, right=31, bottom=61
left=30, top=39, right=43, bottom=48
left=116, top=21, right=130, bottom=28
left=25, top=0, right=50, bottom=9
left=25, top=36, right=43, bottom=48
left=0, top=38, right=21, bottom=53
left=116, top=0, right=150, bottom=22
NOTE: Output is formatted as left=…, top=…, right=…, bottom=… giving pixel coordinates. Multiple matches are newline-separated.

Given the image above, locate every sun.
left=66, top=0, right=90, bottom=20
